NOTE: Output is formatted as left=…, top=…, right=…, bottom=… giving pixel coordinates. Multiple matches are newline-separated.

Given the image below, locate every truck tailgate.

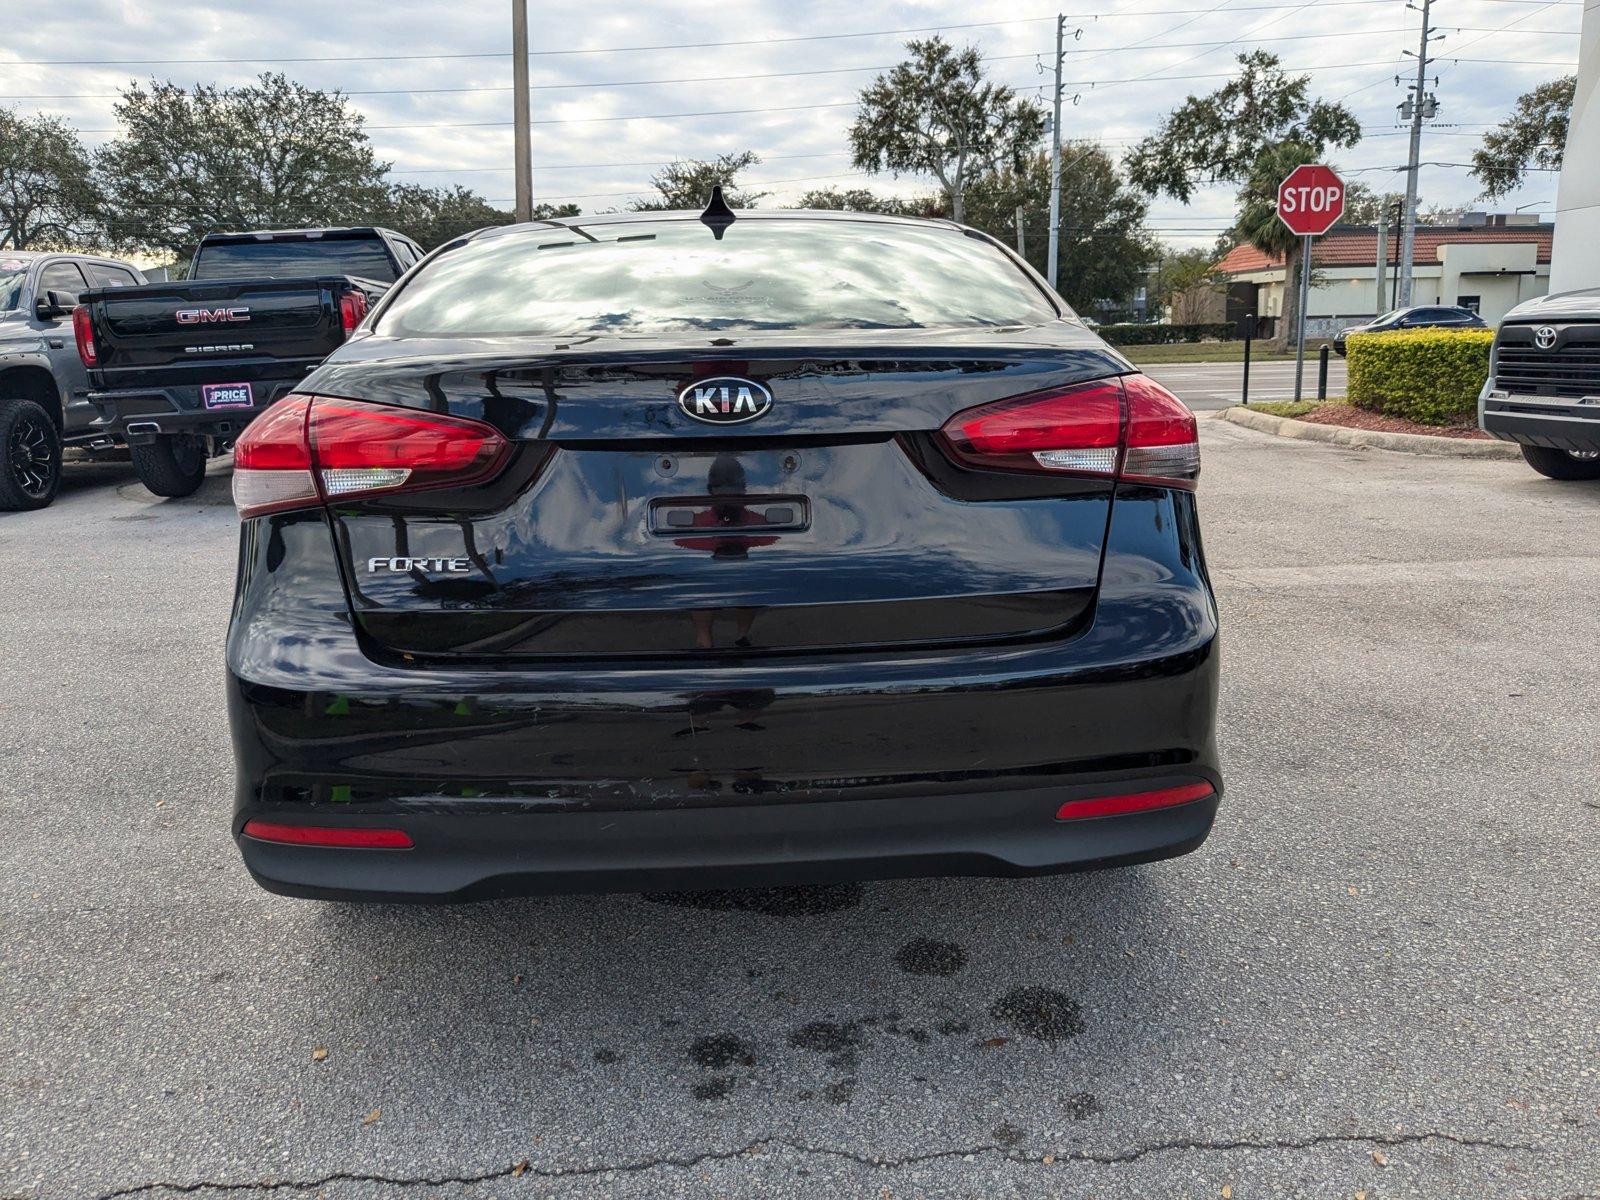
left=84, top=275, right=358, bottom=379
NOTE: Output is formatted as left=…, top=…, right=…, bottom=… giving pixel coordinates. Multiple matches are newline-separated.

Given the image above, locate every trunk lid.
left=305, top=329, right=1130, bottom=659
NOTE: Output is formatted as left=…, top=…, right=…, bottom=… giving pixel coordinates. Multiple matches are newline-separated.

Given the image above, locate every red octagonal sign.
left=1277, top=164, right=1345, bottom=237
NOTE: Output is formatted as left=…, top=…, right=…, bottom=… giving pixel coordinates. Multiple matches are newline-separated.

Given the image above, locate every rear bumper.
left=1480, top=394, right=1600, bottom=451
left=227, top=486, right=1222, bottom=901
left=237, top=788, right=1220, bottom=902
left=89, top=380, right=303, bottom=442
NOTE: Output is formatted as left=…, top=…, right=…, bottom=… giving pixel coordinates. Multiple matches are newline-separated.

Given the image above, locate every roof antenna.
left=700, top=185, right=737, bottom=239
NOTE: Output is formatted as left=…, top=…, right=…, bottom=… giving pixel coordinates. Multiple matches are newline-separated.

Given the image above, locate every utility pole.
left=1046, top=13, right=1065, bottom=290
left=1396, top=0, right=1439, bottom=306
left=512, top=0, right=533, bottom=222
left=1015, top=205, right=1027, bottom=256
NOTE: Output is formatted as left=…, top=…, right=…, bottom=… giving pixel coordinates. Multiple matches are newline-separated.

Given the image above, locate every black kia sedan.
left=226, top=203, right=1221, bottom=901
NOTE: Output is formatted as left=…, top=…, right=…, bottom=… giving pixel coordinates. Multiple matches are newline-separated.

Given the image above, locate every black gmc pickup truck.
left=74, top=226, right=424, bottom=497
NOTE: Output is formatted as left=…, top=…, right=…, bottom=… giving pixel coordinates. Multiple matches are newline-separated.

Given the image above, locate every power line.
left=0, top=53, right=1043, bottom=101
left=0, top=3, right=1448, bottom=67
left=1065, top=0, right=1243, bottom=70
left=1097, top=0, right=1329, bottom=91
left=1041, top=54, right=1572, bottom=92
left=15, top=18, right=1058, bottom=66
left=388, top=152, right=850, bottom=176
left=17, top=23, right=1580, bottom=102
left=487, top=169, right=879, bottom=203
left=55, top=52, right=1575, bottom=138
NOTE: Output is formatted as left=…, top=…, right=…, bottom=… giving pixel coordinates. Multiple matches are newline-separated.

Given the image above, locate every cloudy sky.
left=0, top=0, right=1584, bottom=249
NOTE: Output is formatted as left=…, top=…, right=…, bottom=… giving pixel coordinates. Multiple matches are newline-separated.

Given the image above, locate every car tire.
left=1519, top=445, right=1600, bottom=481
left=131, top=435, right=208, bottom=497
left=0, top=397, right=63, bottom=511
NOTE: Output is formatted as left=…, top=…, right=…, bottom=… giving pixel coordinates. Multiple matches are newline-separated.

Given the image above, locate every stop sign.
left=1277, top=164, right=1345, bottom=237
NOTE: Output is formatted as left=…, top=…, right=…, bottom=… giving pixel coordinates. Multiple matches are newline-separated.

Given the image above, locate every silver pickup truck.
left=1480, top=289, right=1600, bottom=480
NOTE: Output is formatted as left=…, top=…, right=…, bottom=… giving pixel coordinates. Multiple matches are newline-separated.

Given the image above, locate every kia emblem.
left=676, top=377, right=773, bottom=425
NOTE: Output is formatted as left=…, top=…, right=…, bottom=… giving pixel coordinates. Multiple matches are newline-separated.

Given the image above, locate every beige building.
left=1214, top=216, right=1553, bottom=338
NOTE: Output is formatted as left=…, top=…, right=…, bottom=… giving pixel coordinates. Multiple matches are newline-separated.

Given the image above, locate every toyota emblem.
left=1533, top=325, right=1558, bottom=350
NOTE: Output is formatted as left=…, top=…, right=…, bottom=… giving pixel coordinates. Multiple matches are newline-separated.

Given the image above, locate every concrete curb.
left=1218, top=404, right=1522, bottom=459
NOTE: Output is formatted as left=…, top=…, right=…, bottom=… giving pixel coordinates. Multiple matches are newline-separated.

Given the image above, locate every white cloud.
left=0, top=0, right=1581, bottom=248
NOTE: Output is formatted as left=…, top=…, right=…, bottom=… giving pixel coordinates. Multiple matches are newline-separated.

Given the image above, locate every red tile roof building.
left=1216, top=224, right=1556, bottom=274
left=1211, top=219, right=1554, bottom=333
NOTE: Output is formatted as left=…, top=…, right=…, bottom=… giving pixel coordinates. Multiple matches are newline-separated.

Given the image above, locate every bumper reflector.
left=241, top=821, right=413, bottom=849
left=1055, top=781, right=1216, bottom=821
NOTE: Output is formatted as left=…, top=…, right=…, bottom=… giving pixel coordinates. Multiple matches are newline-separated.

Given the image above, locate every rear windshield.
left=192, top=236, right=396, bottom=283
left=376, top=219, right=1058, bottom=337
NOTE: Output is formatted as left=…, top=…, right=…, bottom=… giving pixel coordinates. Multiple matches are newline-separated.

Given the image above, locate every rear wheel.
left=0, top=398, right=62, bottom=511
left=131, top=435, right=207, bottom=497
left=1520, top=445, right=1600, bottom=481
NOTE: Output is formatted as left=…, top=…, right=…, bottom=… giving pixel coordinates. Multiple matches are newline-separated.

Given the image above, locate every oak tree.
left=789, top=186, right=944, bottom=216
left=1126, top=51, right=1361, bottom=203
left=629, top=152, right=767, bottom=211
left=94, top=73, right=389, bottom=258
left=961, top=144, right=1157, bottom=315
left=1471, top=76, right=1573, bottom=200
left=849, top=37, right=1047, bottom=224
left=0, top=108, right=98, bottom=250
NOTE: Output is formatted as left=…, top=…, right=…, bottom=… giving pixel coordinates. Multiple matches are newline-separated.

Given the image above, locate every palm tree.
left=1233, top=140, right=1321, bottom=352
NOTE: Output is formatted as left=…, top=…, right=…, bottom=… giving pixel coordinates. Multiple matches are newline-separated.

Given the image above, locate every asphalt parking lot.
left=1143, top=358, right=1350, bottom=409
left=3, top=421, right=1597, bottom=1200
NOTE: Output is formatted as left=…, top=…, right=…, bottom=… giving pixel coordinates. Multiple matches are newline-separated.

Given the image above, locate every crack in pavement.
left=80, top=1130, right=1542, bottom=1199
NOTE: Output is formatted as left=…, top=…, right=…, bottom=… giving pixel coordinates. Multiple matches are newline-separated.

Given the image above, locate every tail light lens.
left=232, top=394, right=509, bottom=518
left=940, top=374, right=1199, bottom=489
left=339, top=289, right=369, bottom=335
left=232, top=396, right=316, bottom=517
left=72, top=305, right=98, bottom=367
left=1121, top=374, right=1202, bottom=487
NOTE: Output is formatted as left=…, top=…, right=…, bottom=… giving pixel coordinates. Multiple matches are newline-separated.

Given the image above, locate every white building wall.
left=1550, top=2, right=1600, bottom=293
left=1235, top=255, right=1549, bottom=336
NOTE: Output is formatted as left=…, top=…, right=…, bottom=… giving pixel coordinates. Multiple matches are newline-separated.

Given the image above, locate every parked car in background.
left=1333, top=305, right=1488, bottom=355
left=1480, top=289, right=1600, bottom=480
left=0, top=251, right=146, bottom=510
left=75, top=226, right=422, bottom=499
left=225, top=203, right=1221, bottom=902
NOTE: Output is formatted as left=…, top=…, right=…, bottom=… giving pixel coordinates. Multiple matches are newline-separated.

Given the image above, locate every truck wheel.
left=131, top=435, right=208, bottom=497
left=0, top=398, right=62, bottom=511
left=1520, top=445, right=1600, bottom=481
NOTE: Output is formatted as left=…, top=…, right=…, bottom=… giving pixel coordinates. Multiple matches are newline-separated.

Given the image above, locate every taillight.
left=72, top=305, right=98, bottom=367
left=231, top=396, right=316, bottom=517
left=1121, top=374, right=1201, bottom=488
left=339, top=289, right=368, bottom=336
left=231, top=394, right=509, bottom=518
left=939, top=374, right=1199, bottom=489
left=941, top=379, right=1121, bottom=475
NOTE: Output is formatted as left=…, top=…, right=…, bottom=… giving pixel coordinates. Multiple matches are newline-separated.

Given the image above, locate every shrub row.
left=1096, top=322, right=1236, bottom=345
left=1345, top=329, right=1493, bottom=425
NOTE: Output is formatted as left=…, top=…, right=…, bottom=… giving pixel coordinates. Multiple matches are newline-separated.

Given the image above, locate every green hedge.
left=1345, top=329, right=1494, bottom=425
left=1097, top=322, right=1236, bottom=346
